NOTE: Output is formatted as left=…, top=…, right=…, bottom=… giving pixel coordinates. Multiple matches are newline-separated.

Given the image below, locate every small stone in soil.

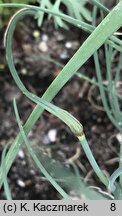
left=18, top=150, right=25, bottom=159
left=47, top=129, right=57, bottom=142
left=116, top=133, right=122, bottom=142
left=38, top=41, right=48, bottom=52
left=21, top=68, right=27, bottom=75
left=33, top=30, right=40, bottom=38
left=60, top=50, right=68, bottom=59
left=43, top=135, right=50, bottom=145
left=54, top=32, right=64, bottom=41
left=65, top=41, right=72, bottom=49
left=0, top=64, right=5, bottom=69
left=30, top=169, right=36, bottom=175
left=22, top=44, right=32, bottom=55
left=17, top=179, right=25, bottom=188
left=41, top=34, right=48, bottom=41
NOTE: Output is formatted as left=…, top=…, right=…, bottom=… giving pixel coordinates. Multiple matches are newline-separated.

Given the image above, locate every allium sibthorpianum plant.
left=0, top=0, right=122, bottom=199
left=0, top=0, right=91, bottom=28
left=36, top=0, right=92, bottom=28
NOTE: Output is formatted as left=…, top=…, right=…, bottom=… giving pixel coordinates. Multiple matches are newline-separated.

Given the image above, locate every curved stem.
left=78, top=135, right=109, bottom=187
left=109, top=166, right=122, bottom=192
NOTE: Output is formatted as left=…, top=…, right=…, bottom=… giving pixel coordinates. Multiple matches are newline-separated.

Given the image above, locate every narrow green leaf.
left=1, top=143, right=12, bottom=200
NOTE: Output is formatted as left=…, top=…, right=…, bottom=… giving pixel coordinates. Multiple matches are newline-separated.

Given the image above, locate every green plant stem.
left=93, top=51, right=122, bottom=132
left=78, top=135, right=109, bottom=186
left=119, top=134, right=122, bottom=190
left=0, top=3, right=95, bottom=33
left=0, top=1, right=122, bottom=188
left=115, top=53, right=122, bottom=83
left=105, top=44, right=122, bottom=124
left=117, top=59, right=122, bottom=185
left=0, top=3, right=122, bottom=50
left=1, top=143, right=12, bottom=200
left=108, top=165, right=122, bottom=200
left=13, top=98, right=70, bottom=200
left=90, top=0, right=109, bottom=13
left=33, top=53, right=122, bottom=101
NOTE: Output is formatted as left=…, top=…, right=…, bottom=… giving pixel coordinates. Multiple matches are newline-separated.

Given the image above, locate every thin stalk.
left=92, top=6, right=121, bottom=131
left=93, top=51, right=122, bottom=131
left=104, top=45, right=122, bottom=190
left=1, top=144, right=12, bottom=200
left=90, top=0, right=109, bottom=13
left=0, top=3, right=122, bottom=50
left=0, top=3, right=94, bottom=33
left=114, top=54, right=122, bottom=127
left=105, top=45, right=117, bottom=120
left=108, top=164, right=122, bottom=200
left=115, top=53, right=122, bottom=83
left=119, top=134, right=122, bottom=191
left=115, top=54, right=122, bottom=187
left=78, top=135, right=109, bottom=186
left=32, top=53, right=122, bottom=101
left=105, top=44, right=122, bottom=124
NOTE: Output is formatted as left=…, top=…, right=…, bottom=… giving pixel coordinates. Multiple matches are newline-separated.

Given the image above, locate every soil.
left=0, top=14, right=120, bottom=200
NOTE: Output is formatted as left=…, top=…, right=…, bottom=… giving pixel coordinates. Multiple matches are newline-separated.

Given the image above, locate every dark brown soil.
left=0, top=15, right=119, bottom=200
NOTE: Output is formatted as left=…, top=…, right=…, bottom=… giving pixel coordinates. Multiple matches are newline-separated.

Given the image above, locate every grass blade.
left=1, top=143, right=12, bottom=200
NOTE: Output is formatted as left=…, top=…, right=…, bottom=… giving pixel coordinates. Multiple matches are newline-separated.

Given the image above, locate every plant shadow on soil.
left=0, top=16, right=119, bottom=200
